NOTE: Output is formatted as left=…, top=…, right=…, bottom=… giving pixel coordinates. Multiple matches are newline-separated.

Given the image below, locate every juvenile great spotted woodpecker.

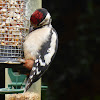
left=21, top=8, right=58, bottom=92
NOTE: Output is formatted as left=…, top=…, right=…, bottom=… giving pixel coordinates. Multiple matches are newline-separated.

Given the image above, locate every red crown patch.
left=30, top=10, right=43, bottom=25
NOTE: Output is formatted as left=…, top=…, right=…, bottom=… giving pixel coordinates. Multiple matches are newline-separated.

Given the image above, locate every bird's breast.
left=23, top=27, right=51, bottom=60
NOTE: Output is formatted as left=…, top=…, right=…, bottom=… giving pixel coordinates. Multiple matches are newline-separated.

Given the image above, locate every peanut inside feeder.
left=0, top=0, right=29, bottom=64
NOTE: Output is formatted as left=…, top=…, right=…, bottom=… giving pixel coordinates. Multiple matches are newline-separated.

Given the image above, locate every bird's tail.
left=24, top=67, right=43, bottom=92
left=24, top=76, right=34, bottom=92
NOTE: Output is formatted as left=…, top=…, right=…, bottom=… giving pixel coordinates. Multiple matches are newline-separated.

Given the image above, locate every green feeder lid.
left=0, top=88, right=24, bottom=94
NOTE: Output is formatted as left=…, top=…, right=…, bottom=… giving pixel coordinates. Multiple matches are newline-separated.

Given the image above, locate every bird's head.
left=30, top=8, right=51, bottom=28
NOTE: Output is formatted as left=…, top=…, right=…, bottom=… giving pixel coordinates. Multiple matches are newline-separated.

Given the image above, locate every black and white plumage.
left=23, top=8, right=58, bottom=92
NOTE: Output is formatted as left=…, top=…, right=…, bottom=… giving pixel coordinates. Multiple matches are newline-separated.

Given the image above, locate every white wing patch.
left=30, top=75, right=33, bottom=79
left=44, top=30, right=57, bottom=65
left=36, top=67, right=41, bottom=75
left=35, top=59, right=38, bottom=63
left=32, top=64, right=41, bottom=75
left=32, top=67, right=36, bottom=71
left=32, top=67, right=36, bottom=75
left=39, top=58, right=46, bottom=66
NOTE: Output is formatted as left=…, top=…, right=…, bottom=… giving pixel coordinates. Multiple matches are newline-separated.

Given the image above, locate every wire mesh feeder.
left=0, top=0, right=29, bottom=64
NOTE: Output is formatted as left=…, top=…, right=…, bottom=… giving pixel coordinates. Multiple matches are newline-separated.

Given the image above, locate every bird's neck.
left=34, top=23, right=52, bottom=30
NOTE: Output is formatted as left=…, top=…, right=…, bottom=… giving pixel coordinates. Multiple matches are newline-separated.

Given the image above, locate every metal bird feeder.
left=0, top=0, right=43, bottom=97
left=0, top=0, right=29, bottom=64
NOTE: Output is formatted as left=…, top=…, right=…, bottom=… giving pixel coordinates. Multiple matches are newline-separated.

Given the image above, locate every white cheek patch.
left=44, top=31, right=57, bottom=65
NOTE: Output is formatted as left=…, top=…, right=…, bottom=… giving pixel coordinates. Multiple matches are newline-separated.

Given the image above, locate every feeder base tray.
left=0, top=88, right=24, bottom=94
left=0, top=58, right=21, bottom=64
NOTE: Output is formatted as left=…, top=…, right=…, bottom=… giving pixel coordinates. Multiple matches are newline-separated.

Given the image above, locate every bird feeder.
left=0, top=0, right=29, bottom=64
left=0, top=0, right=42, bottom=99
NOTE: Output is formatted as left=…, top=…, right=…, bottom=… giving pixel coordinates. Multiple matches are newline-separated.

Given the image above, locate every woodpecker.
left=21, top=8, right=58, bottom=92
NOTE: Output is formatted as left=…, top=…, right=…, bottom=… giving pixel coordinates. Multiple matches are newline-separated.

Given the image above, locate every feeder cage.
left=0, top=0, right=31, bottom=64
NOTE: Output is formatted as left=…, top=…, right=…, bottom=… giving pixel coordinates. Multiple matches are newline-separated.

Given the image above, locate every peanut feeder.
left=0, top=0, right=29, bottom=64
